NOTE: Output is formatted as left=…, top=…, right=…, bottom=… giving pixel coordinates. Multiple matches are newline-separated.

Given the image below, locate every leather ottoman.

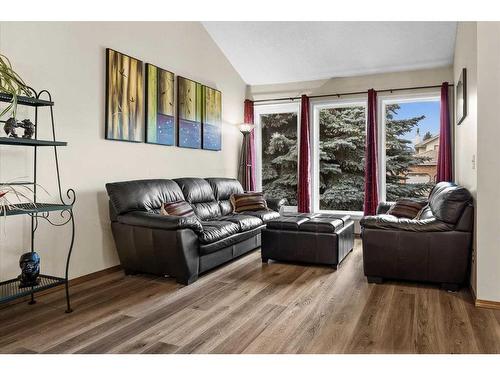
left=261, top=213, right=355, bottom=268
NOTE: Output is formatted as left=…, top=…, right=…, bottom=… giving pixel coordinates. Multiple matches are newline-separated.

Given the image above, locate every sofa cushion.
left=199, top=227, right=261, bottom=255
left=428, top=182, right=472, bottom=224
left=206, top=178, right=244, bottom=216
left=198, top=220, right=239, bottom=244
left=220, top=214, right=264, bottom=231
left=106, top=179, right=185, bottom=215
left=387, top=198, right=427, bottom=219
left=174, top=178, right=222, bottom=220
left=160, top=201, right=195, bottom=217
left=360, top=214, right=454, bottom=232
left=243, top=209, right=280, bottom=223
left=231, top=192, right=268, bottom=213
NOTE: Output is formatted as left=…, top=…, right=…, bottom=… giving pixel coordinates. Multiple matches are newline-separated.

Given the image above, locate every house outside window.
left=380, top=94, right=441, bottom=202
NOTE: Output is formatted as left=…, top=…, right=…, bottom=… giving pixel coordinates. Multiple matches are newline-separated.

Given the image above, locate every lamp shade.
left=238, top=123, right=255, bottom=134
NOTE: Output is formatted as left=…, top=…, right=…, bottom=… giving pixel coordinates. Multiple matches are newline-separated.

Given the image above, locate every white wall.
left=250, top=66, right=453, bottom=100
left=453, top=21, right=500, bottom=303
left=0, top=22, right=246, bottom=280
left=476, top=22, right=500, bottom=303
left=453, top=22, right=478, bottom=293
left=454, top=23, right=478, bottom=194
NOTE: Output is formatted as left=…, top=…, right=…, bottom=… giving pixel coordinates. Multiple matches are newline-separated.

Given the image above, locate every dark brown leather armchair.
left=360, top=182, right=474, bottom=291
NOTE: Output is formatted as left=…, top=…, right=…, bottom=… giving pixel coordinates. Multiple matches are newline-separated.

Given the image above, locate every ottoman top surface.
left=267, top=213, right=350, bottom=233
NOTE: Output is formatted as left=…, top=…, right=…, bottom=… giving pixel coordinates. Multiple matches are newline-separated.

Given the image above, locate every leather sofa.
left=360, top=182, right=474, bottom=291
left=106, top=177, right=284, bottom=285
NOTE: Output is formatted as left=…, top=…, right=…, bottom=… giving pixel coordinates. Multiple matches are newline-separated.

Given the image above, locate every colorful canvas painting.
left=145, top=64, right=175, bottom=145
left=202, top=86, right=222, bottom=151
left=177, top=76, right=202, bottom=149
left=105, top=48, right=144, bottom=142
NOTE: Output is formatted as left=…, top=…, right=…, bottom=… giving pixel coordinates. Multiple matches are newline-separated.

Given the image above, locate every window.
left=255, top=103, right=299, bottom=206
left=312, top=100, right=367, bottom=212
left=381, top=95, right=440, bottom=202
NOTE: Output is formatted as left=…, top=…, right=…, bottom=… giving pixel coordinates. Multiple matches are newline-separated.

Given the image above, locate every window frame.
left=254, top=102, right=301, bottom=210
left=311, top=97, right=368, bottom=217
left=378, top=91, right=441, bottom=203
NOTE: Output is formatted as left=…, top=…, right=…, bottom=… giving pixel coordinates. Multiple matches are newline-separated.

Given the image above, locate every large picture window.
left=381, top=95, right=440, bottom=202
left=313, top=100, right=367, bottom=212
left=255, top=104, right=299, bottom=206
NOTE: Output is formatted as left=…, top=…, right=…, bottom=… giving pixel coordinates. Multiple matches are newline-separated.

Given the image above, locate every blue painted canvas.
left=202, top=123, right=221, bottom=151
left=156, top=114, right=175, bottom=145
left=178, top=119, right=201, bottom=149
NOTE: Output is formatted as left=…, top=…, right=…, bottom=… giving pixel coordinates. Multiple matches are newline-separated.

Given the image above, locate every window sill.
left=316, top=210, right=364, bottom=220
left=280, top=206, right=364, bottom=220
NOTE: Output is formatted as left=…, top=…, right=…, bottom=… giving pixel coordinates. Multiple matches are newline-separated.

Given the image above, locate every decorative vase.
left=18, top=252, right=40, bottom=288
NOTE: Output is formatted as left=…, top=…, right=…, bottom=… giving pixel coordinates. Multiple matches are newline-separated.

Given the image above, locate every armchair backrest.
left=428, top=182, right=473, bottom=225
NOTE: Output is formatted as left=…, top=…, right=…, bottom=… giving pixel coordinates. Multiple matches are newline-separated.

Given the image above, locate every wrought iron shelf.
left=0, top=202, right=73, bottom=217
left=0, top=137, right=67, bottom=147
left=0, top=92, right=54, bottom=107
left=0, top=89, right=75, bottom=313
left=0, top=275, right=65, bottom=304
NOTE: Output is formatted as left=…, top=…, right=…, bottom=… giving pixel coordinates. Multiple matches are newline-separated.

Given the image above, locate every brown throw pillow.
left=230, top=192, right=268, bottom=213
left=387, top=198, right=427, bottom=219
left=160, top=201, right=195, bottom=217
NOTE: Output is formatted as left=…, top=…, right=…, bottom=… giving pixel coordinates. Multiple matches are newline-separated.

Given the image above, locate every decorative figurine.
left=18, top=252, right=40, bottom=288
left=3, top=117, right=19, bottom=138
left=20, top=119, right=35, bottom=139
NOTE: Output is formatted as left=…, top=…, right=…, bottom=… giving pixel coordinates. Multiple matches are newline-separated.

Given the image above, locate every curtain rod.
left=252, top=83, right=454, bottom=103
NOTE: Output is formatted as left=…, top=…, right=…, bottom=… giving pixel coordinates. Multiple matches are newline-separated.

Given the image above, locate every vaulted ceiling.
left=202, top=22, right=457, bottom=85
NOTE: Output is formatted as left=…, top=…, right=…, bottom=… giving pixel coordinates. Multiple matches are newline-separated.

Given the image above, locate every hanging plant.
left=0, top=54, right=32, bottom=119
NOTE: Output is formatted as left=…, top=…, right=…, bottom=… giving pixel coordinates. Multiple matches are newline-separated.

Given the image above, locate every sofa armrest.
left=117, top=211, right=202, bottom=233
left=360, top=214, right=453, bottom=232
left=376, top=202, right=395, bottom=214
left=266, top=197, right=289, bottom=212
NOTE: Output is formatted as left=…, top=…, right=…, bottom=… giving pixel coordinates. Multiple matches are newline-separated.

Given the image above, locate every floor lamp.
left=237, top=123, right=255, bottom=191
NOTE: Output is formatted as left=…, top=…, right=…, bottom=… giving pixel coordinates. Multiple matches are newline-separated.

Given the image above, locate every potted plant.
left=0, top=54, right=32, bottom=121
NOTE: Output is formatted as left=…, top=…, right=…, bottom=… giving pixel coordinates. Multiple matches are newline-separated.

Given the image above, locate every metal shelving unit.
left=0, top=89, right=76, bottom=313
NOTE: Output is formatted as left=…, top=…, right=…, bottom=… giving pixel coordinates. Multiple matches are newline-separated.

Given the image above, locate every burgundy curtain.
left=364, top=89, right=379, bottom=216
left=436, top=82, right=452, bottom=182
left=298, top=95, right=311, bottom=213
left=243, top=99, right=256, bottom=191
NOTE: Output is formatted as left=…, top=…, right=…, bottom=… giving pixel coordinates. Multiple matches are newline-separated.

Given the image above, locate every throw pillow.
left=387, top=198, right=427, bottom=219
left=160, top=201, right=195, bottom=217
left=230, top=192, right=268, bottom=213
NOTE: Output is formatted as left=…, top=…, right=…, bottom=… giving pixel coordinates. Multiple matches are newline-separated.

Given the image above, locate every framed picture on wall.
left=202, top=85, right=222, bottom=151
left=145, top=64, right=175, bottom=146
left=456, top=68, right=467, bottom=125
left=105, top=48, right=144, bottom=142
left=177, top=76, right=203, bottom=149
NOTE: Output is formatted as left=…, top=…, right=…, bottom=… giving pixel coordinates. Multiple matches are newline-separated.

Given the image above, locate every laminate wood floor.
left=1, top=240, right=499, bottom=354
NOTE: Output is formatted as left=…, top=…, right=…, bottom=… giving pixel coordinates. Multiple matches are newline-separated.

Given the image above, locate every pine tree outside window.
left=313, top=101, right=367, bottom=212
left=254, top=103, right=300, bottom=207
left=311, top=93, right=442, bottom=214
